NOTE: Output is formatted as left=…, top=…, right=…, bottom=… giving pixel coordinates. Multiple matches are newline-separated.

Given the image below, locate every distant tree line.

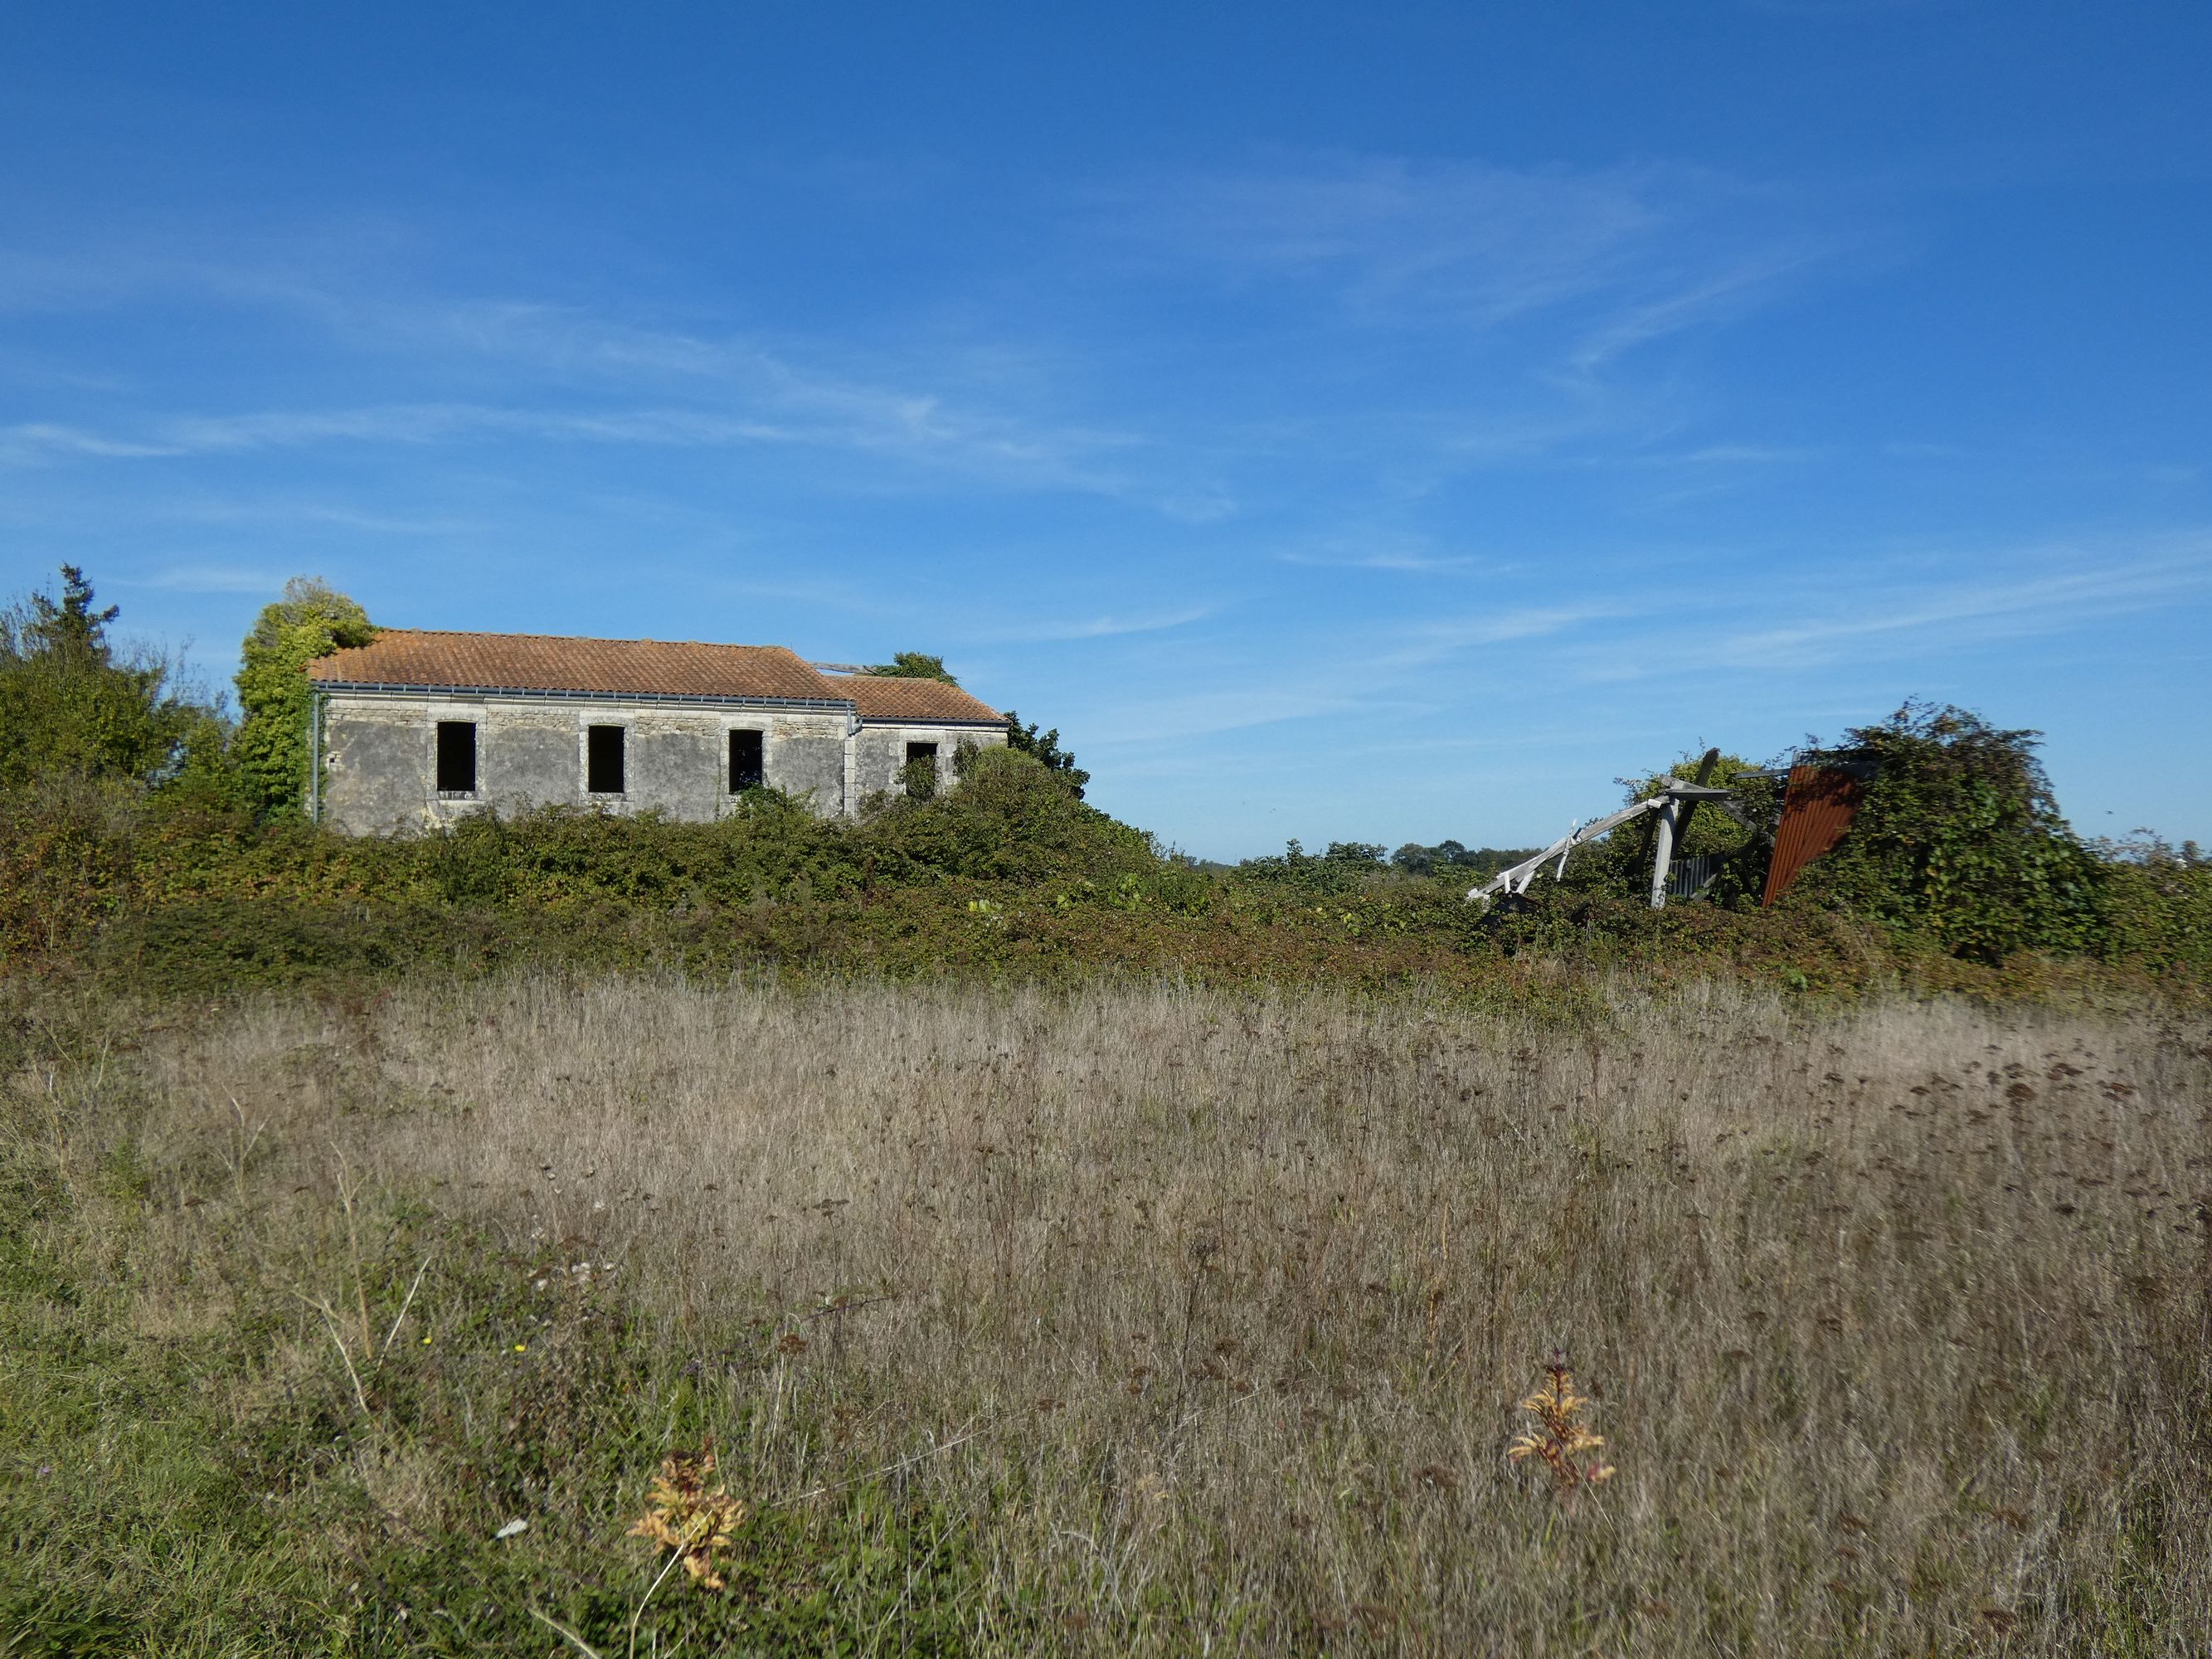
left=1387, top=840, right=1543, bottom=879
left=1225, top=838, right=1543, bottom=898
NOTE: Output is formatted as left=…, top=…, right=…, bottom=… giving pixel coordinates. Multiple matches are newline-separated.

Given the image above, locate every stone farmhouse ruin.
left=305, top=630, right=1004, bottom=834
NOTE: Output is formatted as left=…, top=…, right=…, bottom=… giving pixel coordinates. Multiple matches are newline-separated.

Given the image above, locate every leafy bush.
left=1791, top=703, right=2107, bottom=962
left=3, top=677, right=2208, bottom=1001
left=2081, top=834, right=2212, bottom=975
left=0, top=776, right=146, bottom=960
left=858, top=746, right=1153, bottom=886
left=232, top=577, right=374, bottom=819
left=1000, top=710, right=1090, bottom=798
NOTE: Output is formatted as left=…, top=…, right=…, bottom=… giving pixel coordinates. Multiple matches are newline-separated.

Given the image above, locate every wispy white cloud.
left=1, top=421, right=184, bottom=462
left=1074, top=152, right=1852, bottom=495
left=1086, top=684, right=1390, bottom=745
left=966, top=606, right=1215, bottom=645
left=0, top=233, right=1163, bottom=495
left=1650, top=443, right=1824, bottom=467
left=1558, top=246, right=1826, bottom=380
left=1, top=397, right=1149, bottom=502
left=154, top=499, right=479, bottom=536
left=121, top=563, right=295, bottom=594
left=0, top=150, right=1847, bottom=517
left=0, top=350, right=133, bottom=394
left=1096, top=156, right=1674, bottom=325
left=290, top=289, right=1178, bottom=497
left=1546, top=538, right=2212, bottom=687
left=1043, top=602, right=1609, bottom=757
left=1096, top=154, right=1836, bottom=367
left=146, top=402, right=792, bottom=454
left=1281, top=549, right=1477, bottom=573
left=1383, top=606, right=1611, bottom=668
left=1706, top=551, right=2212, bottom=669
left=1277, top=533, right=1496, bottom=573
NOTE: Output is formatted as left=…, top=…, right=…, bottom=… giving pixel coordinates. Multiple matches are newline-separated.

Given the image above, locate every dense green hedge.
left=10, top=562, right=2203, bottom=1000
left=3, top=593, right=2208, bottom=1006
left=2, top=745, right=2205, bottom=1008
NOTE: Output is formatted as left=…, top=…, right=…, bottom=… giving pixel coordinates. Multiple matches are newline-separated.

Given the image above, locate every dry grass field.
left=7, top=973, right=2211, bottom=1654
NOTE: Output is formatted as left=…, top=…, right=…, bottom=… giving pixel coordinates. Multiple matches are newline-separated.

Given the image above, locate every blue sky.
left=2, top=2, right=2207, bottom=859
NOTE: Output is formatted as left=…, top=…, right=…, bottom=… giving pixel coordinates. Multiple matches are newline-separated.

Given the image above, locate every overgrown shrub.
left=3, top=683, right=2207, bottom=1000
left=0, top=775, right=145, bottom=957
left=232, top=577, right=374, bottom=819
left=2090, top=836, right=2212, bottom=975
left=1791, top=703, right=2107, bottom=962
left=856, top=747, right=1154, bottom=886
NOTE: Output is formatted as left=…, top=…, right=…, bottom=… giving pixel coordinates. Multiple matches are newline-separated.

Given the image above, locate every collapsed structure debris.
left=1466, top=748, right=1874, bottom=912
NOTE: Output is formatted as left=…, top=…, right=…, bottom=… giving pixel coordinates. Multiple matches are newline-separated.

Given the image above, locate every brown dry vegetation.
left=8, top=974, right=2212, bottom=1654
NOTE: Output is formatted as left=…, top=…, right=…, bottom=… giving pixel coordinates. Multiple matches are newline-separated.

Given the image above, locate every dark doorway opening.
left=586, top=725, right=625, bottom=795
left=435, top=721, right=477, bottom=795
left=729, top=728, right=765, bottom=791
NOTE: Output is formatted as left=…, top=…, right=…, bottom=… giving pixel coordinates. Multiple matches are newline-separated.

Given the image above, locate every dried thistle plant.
left=1508, top=1351, right=1616, bottom=1496
left=627, top=1451, right=749, bottom=1591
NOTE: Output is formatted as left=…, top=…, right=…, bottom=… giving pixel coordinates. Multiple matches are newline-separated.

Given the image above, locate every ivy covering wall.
left=231, top=578, right=375, bottom=818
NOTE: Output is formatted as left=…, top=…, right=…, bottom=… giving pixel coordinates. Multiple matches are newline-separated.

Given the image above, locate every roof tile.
left=839, top=674, right=1004, bottom=723
left=309, top=629, right=1002, bottom=721
left=309, top=630, right=839, bottom=702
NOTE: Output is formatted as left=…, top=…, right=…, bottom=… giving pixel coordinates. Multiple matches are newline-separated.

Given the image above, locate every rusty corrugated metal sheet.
left=1761, top=764, right=1867, bottom=907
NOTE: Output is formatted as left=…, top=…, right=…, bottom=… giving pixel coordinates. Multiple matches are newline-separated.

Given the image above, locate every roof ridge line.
left=353, top=627, right=797, bottom=652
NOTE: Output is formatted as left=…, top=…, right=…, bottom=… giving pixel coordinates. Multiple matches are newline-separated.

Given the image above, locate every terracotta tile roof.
left=308, top=629, right=1004, bottom=722
left=309, top=629, right=843, bottom=703
left=839, top=674, right=1004, bottom=724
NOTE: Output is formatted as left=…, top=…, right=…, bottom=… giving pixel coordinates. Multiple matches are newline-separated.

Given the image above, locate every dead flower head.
left=628, top=1451, right=750, bottom=1590
left=1508, top=1350, right=1616, bottom=1496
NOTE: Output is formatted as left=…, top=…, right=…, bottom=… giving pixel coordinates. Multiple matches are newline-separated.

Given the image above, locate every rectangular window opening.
left=903, top=740, right=939, bottom=800
left=729, top=728, right=765, bottom=791
left=586, top=724, right=625, bottom=795
left=435, top=720, right=478, bottom=795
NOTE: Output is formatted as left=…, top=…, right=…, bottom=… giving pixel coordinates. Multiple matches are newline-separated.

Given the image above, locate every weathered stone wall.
left=318, top=692, right=1004, bottom=833
left=849, top=722, right=1005, bottom=810
left=318, top=693, right=851, bottom=834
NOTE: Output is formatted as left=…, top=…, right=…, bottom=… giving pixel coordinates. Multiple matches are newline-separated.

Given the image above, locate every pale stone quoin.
left=304, top=629, right=1005, bottom=834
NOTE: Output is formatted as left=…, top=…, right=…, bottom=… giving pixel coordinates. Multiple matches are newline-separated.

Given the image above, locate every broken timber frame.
left=1466, top=752, right=1751, bottom=912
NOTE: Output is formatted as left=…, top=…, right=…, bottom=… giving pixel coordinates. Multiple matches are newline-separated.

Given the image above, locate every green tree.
left=864, top=651, right=960, bottom=685
left=28, top=562, right=119, bottom=654
left=1001, top=710, right=1089, bottom=799
left=0, top=566, right=220, bottom=792
left=233, top=577, right=374, bottom=819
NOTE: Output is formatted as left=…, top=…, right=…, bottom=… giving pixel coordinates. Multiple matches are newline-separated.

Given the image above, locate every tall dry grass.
left=109, top=975, right=2212, bottom=1651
